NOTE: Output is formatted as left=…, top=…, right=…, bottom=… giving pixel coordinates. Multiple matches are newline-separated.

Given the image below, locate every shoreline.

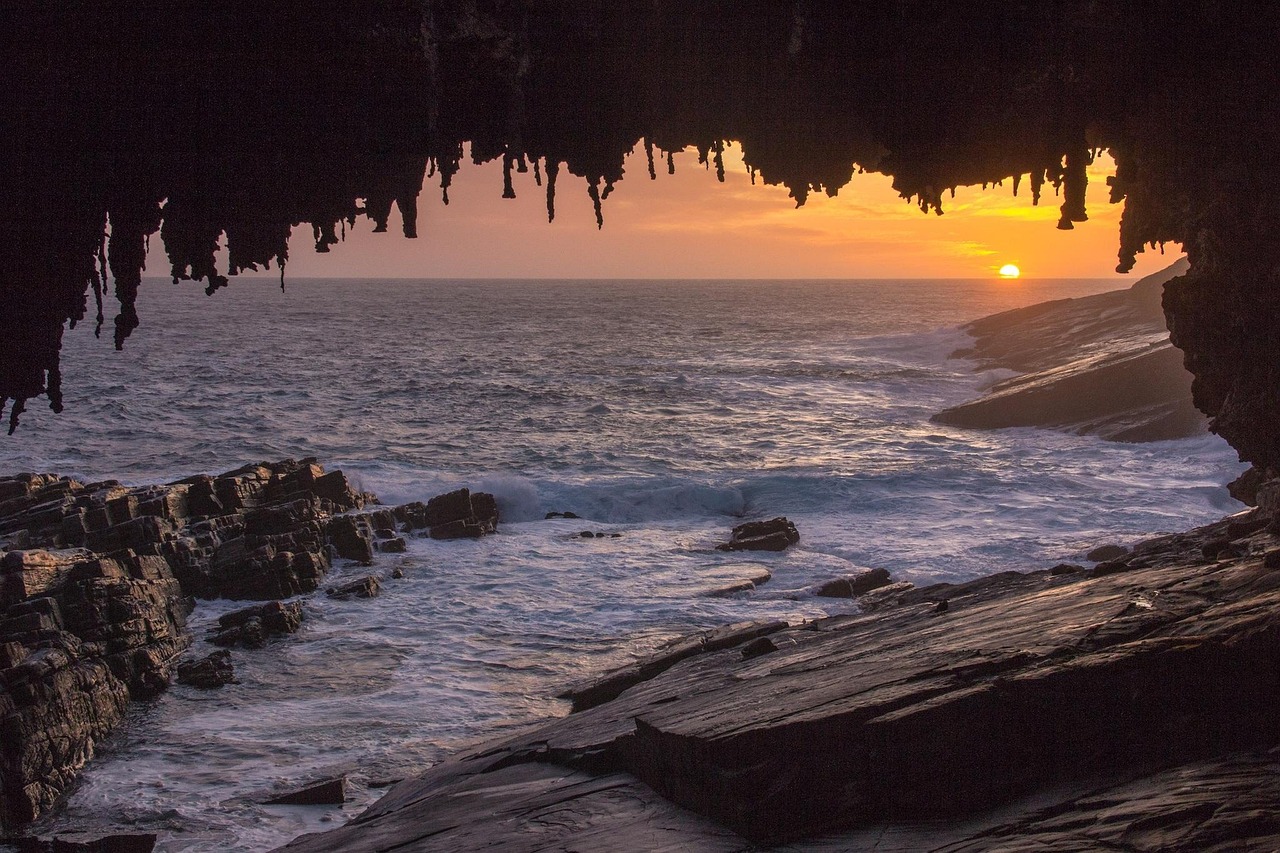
left=273, top=501, right=1280, bottom=851
left=2, top=453, right=1266, bottom=850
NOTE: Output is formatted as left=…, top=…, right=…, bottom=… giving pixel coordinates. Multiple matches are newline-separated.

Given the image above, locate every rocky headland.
left=933, top=258, right=1206, bottom=442
left=0, top=460, right=499, bottom=834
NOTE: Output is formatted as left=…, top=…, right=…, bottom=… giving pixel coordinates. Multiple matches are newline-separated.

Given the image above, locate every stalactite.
left=546, top=160, right=559, bottom=223
left=1057, top=144, right=1089, bottom=230
left=667, top=151, right=675, bottom=175
left=645, top=138, right=656, bottom=179
left=503, top=152, right=517, bottom=198
left=588, top=178, right=603, bottom=229
left=713, top=140, right=725, bottom=182
left=533, top=158, right=542, bottom=187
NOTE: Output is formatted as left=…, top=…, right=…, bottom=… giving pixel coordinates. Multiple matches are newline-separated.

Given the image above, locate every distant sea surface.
left=2, top=278, right=1244, bottom=851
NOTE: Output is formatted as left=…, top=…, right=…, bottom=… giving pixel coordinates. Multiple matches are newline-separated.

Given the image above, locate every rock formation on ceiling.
left=2, top=1, right=1278, bottom=468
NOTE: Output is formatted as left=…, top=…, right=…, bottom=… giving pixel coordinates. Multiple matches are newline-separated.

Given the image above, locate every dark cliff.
left=2, top=4, right=1278, bottom=458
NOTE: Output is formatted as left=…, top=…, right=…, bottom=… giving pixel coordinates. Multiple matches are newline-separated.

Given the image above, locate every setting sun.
left=999, top=263, right=1022, bottom=278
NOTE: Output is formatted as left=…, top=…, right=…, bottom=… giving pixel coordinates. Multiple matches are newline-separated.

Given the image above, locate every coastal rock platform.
left=277, top=506, right=1280, bottom=851
left=934, top=258, right=1207, bottom=442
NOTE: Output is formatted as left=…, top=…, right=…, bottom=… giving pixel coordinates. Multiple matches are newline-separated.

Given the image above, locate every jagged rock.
left=0, top=547, right=190, bottom=828
left=1050, top=563, right=1083, bottom=575
left=1229, top=466, right=1268, bottom=506
left=422, top=489, right=498, bottom=540
left=376, top=537, right=407, bottom=554
left=176, top=650, right=235, bottom=689
left=815, top=568, right=892, bottom=598
left=0, top=459, right=376, bottom=831
left=327, top=516, right=374, bottom=564
left=1086, top=543, right=1130, bottom=562
left=716, top=518, right=799, bottom=552
left=326, top=576, right=380, bottom=600
left=264, top=776, right=347, bottom=806
left=208, top=601, right=303, bottom=648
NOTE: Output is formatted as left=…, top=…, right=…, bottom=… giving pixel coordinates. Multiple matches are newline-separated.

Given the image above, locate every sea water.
left=0, top=277, right=1244, bottom=850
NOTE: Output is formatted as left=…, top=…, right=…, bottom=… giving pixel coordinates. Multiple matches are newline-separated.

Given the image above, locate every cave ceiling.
left=2, top=1, right=1278, bottom=464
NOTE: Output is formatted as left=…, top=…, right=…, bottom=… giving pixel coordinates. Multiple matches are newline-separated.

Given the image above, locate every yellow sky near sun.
left=173, top=144, right=1181, bottom=280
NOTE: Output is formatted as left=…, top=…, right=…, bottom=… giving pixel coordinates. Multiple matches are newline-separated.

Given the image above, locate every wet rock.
left=422, top=489, right=499, bottom=540
left=327, top=516, right=374, bottom=564
left=715, top=517, right=799, bottom=552
left=376, top=537, right=407, bottom=553
left=700, top=568, right=772, bottom=598
left=1087, top=543, right=1130, bottom=562
left=176, top=650, right=235, bottom=688
left=284, top=515, right=1280, bottom=849
left=326, top=576, right=380, bottom=600
left=264, top=776, right=347, bottom=806
left=546, top=511, right=580, bottom=519
left=1050, top=562, right=1084, bottom=575
left=815, top=568, right=892, bottom=598
left=390, top=567, right=405, bottom=579
left=208, top=601, right=303, bottom=648
left=9, top=832, right=158, bottom=852
left=0, top=548, right=189, bottom=827
left=560, top=620, right=788, bottom=712
left=1264, top=550, right=1280, bottom=570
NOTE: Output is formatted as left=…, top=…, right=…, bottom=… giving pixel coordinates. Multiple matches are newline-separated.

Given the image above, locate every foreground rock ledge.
left=277, top=509, right=1280, bottom=851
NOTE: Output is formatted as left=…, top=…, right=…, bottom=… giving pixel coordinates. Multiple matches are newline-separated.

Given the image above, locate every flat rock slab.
left=276, top=510, right=1280, bottom=850
left=933, top=259, right=1207, bottom=442
left=277, top=762, right=752, bottom=853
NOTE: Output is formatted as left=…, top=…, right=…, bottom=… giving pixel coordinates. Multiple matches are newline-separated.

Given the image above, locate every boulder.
left=176, top=650, right=236, bottom=688
left=815, top=568, right=892, bottom=598
left=326, top=576, right=380, bottom=600
left=264, top=776, right=347, bottom=806
left=422, top=489, right=499, bottom=540
left=326, top=516, right=374, bottom=564
left=208, top=601, right=303, bottom=648
left=716, top=517, right=799, bottom=552
left=1087, top=543, right=1130, bottom=562
left=376, top=537, right=407, bottom=553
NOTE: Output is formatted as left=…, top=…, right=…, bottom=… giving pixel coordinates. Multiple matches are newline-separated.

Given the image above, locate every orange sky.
left=179, top=145, right=1181, bottom=280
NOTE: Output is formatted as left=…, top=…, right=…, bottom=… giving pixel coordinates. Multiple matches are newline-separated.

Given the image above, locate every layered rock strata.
left=277, top=505, right=1280, bottom=850
left=0, top=460, right=501, bottom=832
left=934, top=258, right=1206, bottom=441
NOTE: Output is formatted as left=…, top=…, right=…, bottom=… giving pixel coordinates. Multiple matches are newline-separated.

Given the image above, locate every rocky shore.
left=933, top=258, right=1206, bottom=442
left=0, top=460, right=499, bottom=834
left=272, top=498, right=1280, bottom=851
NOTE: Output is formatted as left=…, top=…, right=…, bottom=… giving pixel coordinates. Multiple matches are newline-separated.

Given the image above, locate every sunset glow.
left=185, top=145, right=1180, bottom=281
left=999, top=264, right=1022, bottom=278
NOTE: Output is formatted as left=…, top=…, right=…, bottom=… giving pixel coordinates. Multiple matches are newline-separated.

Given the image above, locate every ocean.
left=1, top=277, right=1244, bottom=850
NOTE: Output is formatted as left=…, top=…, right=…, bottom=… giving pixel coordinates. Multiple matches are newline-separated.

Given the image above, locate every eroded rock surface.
left=0, top=459, right=371, bottom=830
left=277, top=507, right=1280, bottom=850
left=934, top=259, right=1207, bottom=441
